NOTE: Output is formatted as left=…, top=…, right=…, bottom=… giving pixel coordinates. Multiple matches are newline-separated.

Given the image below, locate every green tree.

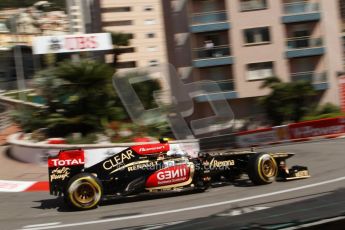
left=15, top=59, right=128, bottom=137
left=13, top=60, right=165, bottom=139
left=109, top=32, right=132, bottom=67
left=259, top=77, right=316, bottom=125
left=302, top=103, right=345, bottom=121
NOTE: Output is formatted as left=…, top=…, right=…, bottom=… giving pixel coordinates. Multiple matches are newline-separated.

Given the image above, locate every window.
left=147, top=46, right=158, bottom=52
left=240, top=0, right=267, bottom=11
left=117, top=47, right=135, bottom=54
left=101, top=7, right=131, bottom=13
left=149, top=60, right=159, bottom=66
left=102, top=20, right=132, bottom=27
left=144, top=19, right=156, bottom=25
left=146, top=32, right=156, bottom=38
left=116, top=61, right=137, bottom=69
left=244, top=27, right=270, bottom=45
left=247, top=62, right=274, bottom=80
left=144, top=5, right=154, bottom=11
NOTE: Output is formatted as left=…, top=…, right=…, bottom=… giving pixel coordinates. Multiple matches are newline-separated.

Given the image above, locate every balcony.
left=282, top=1, right=321, bottom=23
left=193, top=45, right=233, bottom=68
left=286, top=36, right=325, bottom=58
left=240, top=0, right=268, bottom=12
left=291, top=71, right=328, bottom=90
left=190, top=11, right=230, bottom=33
left=194, top=80, right=237, bottom=102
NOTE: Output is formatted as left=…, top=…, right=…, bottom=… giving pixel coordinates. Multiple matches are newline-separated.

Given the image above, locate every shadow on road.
left=31, top=179, right=257, bottom=212
left=32, top=197, right=73, bottom=212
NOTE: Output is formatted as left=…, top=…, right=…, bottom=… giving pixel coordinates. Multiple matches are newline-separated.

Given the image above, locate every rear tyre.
left=64, top=173, right=103, bottom=210
left=248, top=153, right=277, bottom=185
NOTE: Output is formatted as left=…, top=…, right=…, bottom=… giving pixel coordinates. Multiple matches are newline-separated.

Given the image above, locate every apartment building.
left=100, top=0, right=168, bottom=69
left=66, top=0, right=101, bottom=34
left=162, top=0, right=344, bottom=120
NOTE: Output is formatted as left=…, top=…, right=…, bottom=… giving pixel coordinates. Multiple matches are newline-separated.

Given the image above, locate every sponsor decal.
left=103, top=150, right=135, bottom=171
left=48, top=158, right=84, bottom=167
left=127, top=161, right=158, bottom=172
left=49, top=38, right=62, bottom=51
left=209, top=158, right=235, bottom=168
left=50, top=167, right=70, bottom=182
left=132, top=143, right=170, bottom=155
left=33, top=33, right=112, bottom=54
left=64, top=36, right=98, bottom=50
left=146, top=165, right=190, bottom=187
left=292, top=125, right=345, bottom=139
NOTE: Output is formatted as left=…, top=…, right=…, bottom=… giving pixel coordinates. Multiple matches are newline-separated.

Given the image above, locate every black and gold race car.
left=48, top=140, right=310, bottom=210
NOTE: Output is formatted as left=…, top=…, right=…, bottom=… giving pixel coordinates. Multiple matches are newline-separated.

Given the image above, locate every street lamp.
left=11, top=15, right=27, bottom=101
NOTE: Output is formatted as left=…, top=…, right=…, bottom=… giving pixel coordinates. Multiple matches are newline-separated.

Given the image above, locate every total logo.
left=48, top=158, right=84, bottom=167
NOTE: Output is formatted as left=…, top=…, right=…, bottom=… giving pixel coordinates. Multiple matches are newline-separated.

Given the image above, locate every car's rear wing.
left=48, top=149, right=85, bottom=196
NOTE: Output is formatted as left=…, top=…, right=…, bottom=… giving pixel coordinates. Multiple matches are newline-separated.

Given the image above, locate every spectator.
left=204, top=40, right=214, bottom=57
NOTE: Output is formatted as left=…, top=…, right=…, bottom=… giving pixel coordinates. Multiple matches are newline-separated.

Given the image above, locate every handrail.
left=193, top=44, right=230, bottom=51
left=191, top=10, right=227, bottom=16
left=190, top=10, right=228, bottom=25
left=286, top=37, right=323, bottom=49
left=196, top=80, right=235, bottom=91
left=240, top=1, right=267, bottom=11
left=286, top=35, right=315, bottom=41
left=290, top=71, right=327, bottom=83
left=283, top=1, right=319, bottom=14
left=291, top=71, right=315, bottom=76
left=193, top=45, right=231, bottom=59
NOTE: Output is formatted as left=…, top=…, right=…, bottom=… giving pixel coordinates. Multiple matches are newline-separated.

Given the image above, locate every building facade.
left=66, top=0, right=102, bottom=34
left=99, top=0, right=168, bottom=69
left=162, top=0, right=344, bottom=122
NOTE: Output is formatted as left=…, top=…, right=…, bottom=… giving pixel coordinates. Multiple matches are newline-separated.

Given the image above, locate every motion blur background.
left=1, top=0, right=345, bottom=142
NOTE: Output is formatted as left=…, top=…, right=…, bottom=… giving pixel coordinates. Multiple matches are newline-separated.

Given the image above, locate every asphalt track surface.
left=1, top=139, right=345, bottom=230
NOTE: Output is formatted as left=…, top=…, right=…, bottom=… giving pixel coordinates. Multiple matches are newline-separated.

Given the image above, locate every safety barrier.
left=235, top=117, right=345, bottom=147
left=7, top=133, right=200, bottom=164
left=6, top=116, right=345, bottom=164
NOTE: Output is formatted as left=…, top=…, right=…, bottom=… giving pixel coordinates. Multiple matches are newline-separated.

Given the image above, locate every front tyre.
left=65, top=173, right=103, bottom=210
left=248, top=153, right=278, bottom=185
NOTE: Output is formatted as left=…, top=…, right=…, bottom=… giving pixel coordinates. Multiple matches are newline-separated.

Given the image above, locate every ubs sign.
left=32, top=33, right=113, bottom=54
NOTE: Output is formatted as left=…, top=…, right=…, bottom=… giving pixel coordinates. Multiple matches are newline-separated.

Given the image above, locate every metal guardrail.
left=197, top=80, right=235, bottom=91
left=283, top=1, right=319, bottom=15
left=191, top=10, right=228, bottom=25
left=286, top=36, right=323, bottom=49
left=0, top=104, right=12, bottom=131
left=240, top=0, right=267, bottom=11
left=193, top=45, right=231, bottom=59
left=291, top=71, right=327, bottom=84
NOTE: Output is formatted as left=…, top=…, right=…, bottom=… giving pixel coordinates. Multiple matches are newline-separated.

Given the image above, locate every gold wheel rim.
left=73, top=181, right=97, bottom=205
left=261, top=158, right=276, bottom=178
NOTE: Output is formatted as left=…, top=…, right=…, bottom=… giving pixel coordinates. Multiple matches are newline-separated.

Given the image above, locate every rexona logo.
left=209, top=158, right=235, bottom=168
left=145, top=165, right=190, bottom=187
left=48, top=158, right=84, bottom=167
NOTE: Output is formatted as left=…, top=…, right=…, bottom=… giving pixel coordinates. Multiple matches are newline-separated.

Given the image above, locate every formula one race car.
left=48, top=140, right=310, bottom=210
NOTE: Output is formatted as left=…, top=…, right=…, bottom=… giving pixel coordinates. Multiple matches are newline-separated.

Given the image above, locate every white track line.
left=281, top=216, right=345, bottom=230
left=23, top=222, right=61, bottom=229
left=18, top=176, right=345, bottom=230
